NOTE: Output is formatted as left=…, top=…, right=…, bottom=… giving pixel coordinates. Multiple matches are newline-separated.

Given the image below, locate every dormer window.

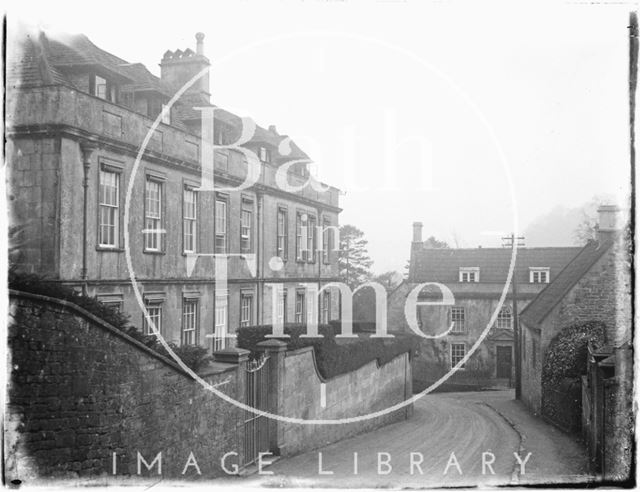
left=213, top=123, right=230, bottom=145
left=259, top=146, right=271, bottom=163
left=459, top=267, right=479, bottom=283
left=147, top=99, right=171, bottom=125
left=90, top=74, right=117, bottom=102
left=161, top=104, right=171, bottom=125
left=530, top=267, right=550, bottom=284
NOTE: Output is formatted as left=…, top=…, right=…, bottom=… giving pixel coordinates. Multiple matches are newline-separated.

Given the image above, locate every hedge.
left=541, top=320, right=606, bottom=430
left=329, top=319, right=377, bottom=334
left=236, top=323, right=417, bottom=380
left=9, top=270, right=212, bottom=371
left=542, top=320, right=607, bottom=387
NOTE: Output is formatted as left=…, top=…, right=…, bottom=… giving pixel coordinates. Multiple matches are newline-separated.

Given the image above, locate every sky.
left=7, top=0, right=634, bottom=273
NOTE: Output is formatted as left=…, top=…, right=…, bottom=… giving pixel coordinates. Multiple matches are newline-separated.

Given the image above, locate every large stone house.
left=6, top=27, right=341, bottom=352
left=518, top=206, right=632, bottom=478
left=388, top=222, right=580, bottom=390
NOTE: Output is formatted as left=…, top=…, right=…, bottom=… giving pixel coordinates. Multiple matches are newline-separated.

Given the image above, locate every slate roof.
left=7, top=27, right=313, bottom=164
left=519, top=239, right=614, bottom=328
left=45, top=33, right=134, bottom=82
left=410, top=246, right=581, bottom=285
left=6, top=32, right=67, bottom=88
left=118, top=63, right=173, bottom=96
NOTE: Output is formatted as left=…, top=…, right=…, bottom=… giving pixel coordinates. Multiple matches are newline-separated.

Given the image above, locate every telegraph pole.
left=502, top=233, right=525, bottom=399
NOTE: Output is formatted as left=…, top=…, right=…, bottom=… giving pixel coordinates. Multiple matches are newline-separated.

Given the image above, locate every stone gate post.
left=256, top=339, right=287, bottom=455
left=212, top=347, right=250, bottom=467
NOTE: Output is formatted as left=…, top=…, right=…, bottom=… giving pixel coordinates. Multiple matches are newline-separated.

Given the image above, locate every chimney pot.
left=412, top=222, right=423, bottom=243
left=196, top=32, right=205, bottom=55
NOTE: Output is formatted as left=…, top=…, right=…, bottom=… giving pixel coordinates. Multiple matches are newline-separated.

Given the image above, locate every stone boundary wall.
left=6, top=291, right=247, bottom=481
left=277, top=345, right=413, bottom=456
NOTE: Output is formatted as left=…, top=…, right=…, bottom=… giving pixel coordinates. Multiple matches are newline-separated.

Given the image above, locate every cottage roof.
left=410, top=246, right=581, bottom=285
left=519, top=239, right=614, bottom=328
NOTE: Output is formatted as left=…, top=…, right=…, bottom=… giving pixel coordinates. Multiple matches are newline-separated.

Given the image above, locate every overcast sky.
left=8, top=0, right=633, bottom=273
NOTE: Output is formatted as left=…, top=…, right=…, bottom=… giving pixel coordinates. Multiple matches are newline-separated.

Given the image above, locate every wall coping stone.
left=256, top=339, right=288, bottom=352
left=198, top=361, right=237, bottom=377
left=212, top=347, right=250, bottom=364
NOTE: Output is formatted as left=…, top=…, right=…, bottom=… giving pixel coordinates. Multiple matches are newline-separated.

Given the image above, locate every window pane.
left=323, top=220, right=330, bottom=263
left=215, top=200, right=227, bottom=253
left=213, top=296, right=228, bottom=351
left=451, top=344, right=466, bottom=369
left=496, top=306, right=512, bottom=329
left=295, top=292, right=305, bottom=323
left=307, top=217, right=316, bottom=263
left=451, top=307, right=465, bottom=332
left=145, top=179, right=163, bottom=250
left=241, top=207, right=252, bottom=253
left=182, top=300, right=198, bottom=345
left=277, top=209, right=287, bottom=258
left=240, top=295, right=253, bottom=327
left=95, top=75, right=107, bottom=99
left=183, top=189, right=197, bottom=252
left=144, top=304, right=162, bottom=335
left=296, top=214, right=303, bottom=260
left=99, top=170, right=119, bottom=247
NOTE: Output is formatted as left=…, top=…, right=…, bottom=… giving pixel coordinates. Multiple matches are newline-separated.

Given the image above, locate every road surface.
left=254, top=390, right=591, bottom=488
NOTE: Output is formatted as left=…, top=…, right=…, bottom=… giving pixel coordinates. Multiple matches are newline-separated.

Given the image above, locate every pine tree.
left=338, top=225, right=373, bottom=289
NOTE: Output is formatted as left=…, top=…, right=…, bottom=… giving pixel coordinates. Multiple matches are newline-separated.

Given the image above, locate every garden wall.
left=5, top=291, right=246, bottom=482
left=277, top=345, right=413, bottom=456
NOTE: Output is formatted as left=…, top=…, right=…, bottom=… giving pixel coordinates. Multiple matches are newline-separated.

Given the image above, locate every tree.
left=339, top=225, right=373, bottom=289
left=352, top=270, right=402, bottom=321
left=403, top=236, right=449, bottom=279
left=423, top=236, right=450, bottom=249
left=573, top=194, right=616, bottom=245
left=373, top=271, right=403, bottom=292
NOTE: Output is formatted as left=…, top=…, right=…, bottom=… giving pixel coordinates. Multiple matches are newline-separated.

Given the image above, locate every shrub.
left=9, top=270, right=131, bottom=331
left=329, top=319, right=377, bottom=334
left=237, top=323, right=417, bottom=380
left=236, top=323, right=335, bottom=354
left=541, top=320, right=606, bottom=431
left=542, top=320, right=607, bottom=387
left=9, top=270, right=212, bottom=372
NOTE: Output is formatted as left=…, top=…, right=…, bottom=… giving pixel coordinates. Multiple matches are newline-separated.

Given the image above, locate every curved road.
left=256, top=391, right=522, bottom=488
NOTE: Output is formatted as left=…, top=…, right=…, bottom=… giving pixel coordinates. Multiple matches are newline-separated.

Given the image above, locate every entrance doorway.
left=496, top=346, right=513, bottom=379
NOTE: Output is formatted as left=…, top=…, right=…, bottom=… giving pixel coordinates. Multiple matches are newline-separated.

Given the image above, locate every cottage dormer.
left=459, top=267, right=479, bottom=283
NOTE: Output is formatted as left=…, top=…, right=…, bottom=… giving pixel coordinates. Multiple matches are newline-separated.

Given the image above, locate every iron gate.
left=243, top=355, right=271, bottom=466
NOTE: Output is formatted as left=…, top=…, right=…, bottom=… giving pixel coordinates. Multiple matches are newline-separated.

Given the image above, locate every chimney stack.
left=412, top=222, right=423, bottom=243
left=160, top=33, right=210, bottom=103
left=597, top=204, right=621, bottom=243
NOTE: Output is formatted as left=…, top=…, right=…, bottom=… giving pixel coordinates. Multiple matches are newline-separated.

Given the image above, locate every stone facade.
left=6, top=292, right=246, bottom=480
left=7, top=30, right=341, bottom=352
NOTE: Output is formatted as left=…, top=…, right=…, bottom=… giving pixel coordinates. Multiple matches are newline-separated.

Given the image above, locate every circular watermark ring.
left=123, top=31, right=519, bottom=425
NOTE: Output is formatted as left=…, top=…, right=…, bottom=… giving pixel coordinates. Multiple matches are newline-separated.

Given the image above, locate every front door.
left=496, top=346, right=512, bottom=379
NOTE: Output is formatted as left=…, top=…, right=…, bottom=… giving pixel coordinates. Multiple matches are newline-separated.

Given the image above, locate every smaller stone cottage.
left=388, top=222, right=579, bottom=391
left=518, top=205, right=632, bottom=480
